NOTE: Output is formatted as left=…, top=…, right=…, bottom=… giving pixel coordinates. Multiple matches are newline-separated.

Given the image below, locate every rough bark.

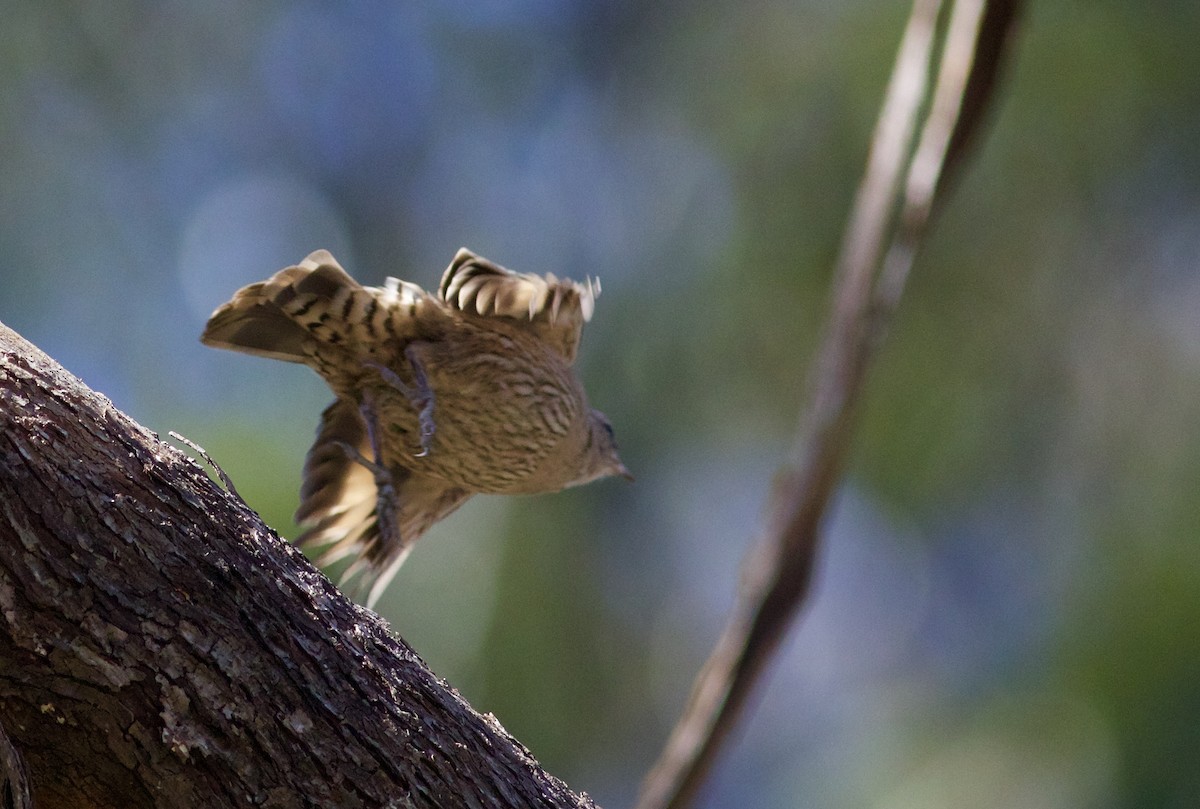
left=0, top=322, right=598, bottom=809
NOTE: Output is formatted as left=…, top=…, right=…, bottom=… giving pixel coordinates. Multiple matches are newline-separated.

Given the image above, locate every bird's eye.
left=602, top=421, right=614, bottom=439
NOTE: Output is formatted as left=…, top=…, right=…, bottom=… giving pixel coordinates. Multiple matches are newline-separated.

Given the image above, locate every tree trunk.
left=0, top=322, right=597, bottom=809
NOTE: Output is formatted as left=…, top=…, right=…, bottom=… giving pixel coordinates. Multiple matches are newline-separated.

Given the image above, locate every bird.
left=201, top=248, right=630, bottom=607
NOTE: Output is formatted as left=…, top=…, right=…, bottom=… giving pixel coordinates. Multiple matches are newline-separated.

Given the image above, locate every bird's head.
left=574, top=410, right=633, bottom=486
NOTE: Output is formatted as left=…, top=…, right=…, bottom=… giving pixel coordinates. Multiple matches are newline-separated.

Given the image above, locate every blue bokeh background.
left=3, top=2, right=1199, bottom=807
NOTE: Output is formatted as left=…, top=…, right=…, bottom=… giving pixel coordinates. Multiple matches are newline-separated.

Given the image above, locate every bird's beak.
left=616, top=462, right=634, bottom=482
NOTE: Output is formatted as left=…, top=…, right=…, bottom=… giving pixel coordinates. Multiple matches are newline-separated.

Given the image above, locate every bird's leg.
left=364, top=343, right=436, bottom=457
left=406, top=344, right=437, bottom=455
left=344, top=387, right=402, bottom=558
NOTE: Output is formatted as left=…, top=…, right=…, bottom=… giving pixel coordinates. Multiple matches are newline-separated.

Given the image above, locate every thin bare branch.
left=634, top=2, right=1021, bottom=808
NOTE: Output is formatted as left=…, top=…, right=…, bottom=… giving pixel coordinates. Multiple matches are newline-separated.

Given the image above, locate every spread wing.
left=201, top=250, right=362, bottom=363
left=295, top=398, right=471, bottom=607
left=437, top=248, right=598, bottom=363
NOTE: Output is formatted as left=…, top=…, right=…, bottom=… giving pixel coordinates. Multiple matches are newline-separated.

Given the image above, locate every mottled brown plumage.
left=202, top=248, right=628, bottom=605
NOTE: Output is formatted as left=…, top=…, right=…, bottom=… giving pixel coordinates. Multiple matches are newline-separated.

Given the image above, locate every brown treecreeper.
left=202, top=248, right=629, bottom=606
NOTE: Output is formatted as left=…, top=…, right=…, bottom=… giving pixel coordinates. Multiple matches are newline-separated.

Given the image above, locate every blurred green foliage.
left=2, top=1, right=1199, bottom=807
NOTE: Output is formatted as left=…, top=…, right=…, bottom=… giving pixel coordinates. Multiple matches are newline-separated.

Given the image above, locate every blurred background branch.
left=636, top=2, right=1020, bottom=807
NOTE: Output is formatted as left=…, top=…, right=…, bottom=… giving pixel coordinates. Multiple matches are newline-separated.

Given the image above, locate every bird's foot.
left=342, top=393, right=405, bottom=565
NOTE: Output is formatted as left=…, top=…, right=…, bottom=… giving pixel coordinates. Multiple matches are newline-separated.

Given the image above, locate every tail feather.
left=294, top=397, right=474, bottom=608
